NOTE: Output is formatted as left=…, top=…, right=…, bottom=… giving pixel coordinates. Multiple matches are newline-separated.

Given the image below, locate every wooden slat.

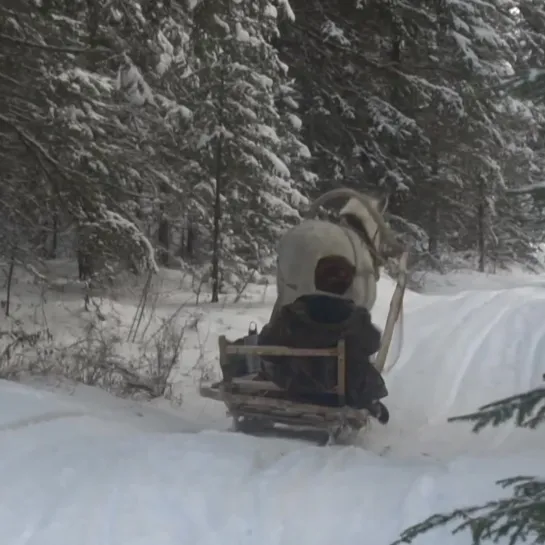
left=219, top=335, right=229, bottom=381
left=229, top=378, right=283, bottom=391
left=336, top=339, right=346, bottom=404
left=199, top=384, right=368, bottom=428
left=229, top=378, right=337, bottom=395
left=224, top=343, right=339, bottom=358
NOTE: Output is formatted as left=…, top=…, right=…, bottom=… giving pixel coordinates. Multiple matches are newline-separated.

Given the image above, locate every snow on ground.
left=1, top=261, right=545, bottom=545
left=415, top=264, right=545, bottom=294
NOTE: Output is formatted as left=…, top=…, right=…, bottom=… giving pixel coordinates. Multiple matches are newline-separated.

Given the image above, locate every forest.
left=2, top=0, right=545, bottom=300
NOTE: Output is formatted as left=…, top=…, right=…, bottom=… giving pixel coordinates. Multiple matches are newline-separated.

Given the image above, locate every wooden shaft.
left=336, top=339, right=346, bottom=404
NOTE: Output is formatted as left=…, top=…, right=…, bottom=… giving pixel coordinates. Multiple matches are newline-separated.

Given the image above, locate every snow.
left=264, top=3, right=277, bottom=18
left=260, top=147, right=291, bottom=177
left=527, top=67, right=545, bottom=82
left=256, top=123, right=280, bottom=143
left=214, top=14, right=230, bottom=34
left=287, top=112, right=302, bottom=130
left=116, top=56, right=155, bottom=106
left=505, top=181, right=545, bottom=194
left=278, top=0, right=295, bottom=22
left=187, top=0, right=201, bottom=9
left=321, top=20, right=350, bottom=46
left=251, top=72, right=274, bottom=89
left=235, top=25, right=250, bottom=42
left=1, top=262, right=545, bottom=545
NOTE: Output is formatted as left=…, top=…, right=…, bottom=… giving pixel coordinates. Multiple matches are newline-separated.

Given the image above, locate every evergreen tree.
left=0, top=0, right=195, bottom=278
left=185, top=0, right=314, bottom=299
left=393, top=381, right=545, bottom=545
left=3, top=0, right=545, bottom=284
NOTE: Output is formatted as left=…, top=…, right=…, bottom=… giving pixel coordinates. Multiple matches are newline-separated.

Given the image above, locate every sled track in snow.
left=362, top=286, right=545, bottom=459
left=1, top=284, right=545, bottom=545
left=186, top=285, right=545, bottom=458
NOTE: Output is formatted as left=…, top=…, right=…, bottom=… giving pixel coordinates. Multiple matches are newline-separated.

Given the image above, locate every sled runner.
left=199, top=336, right=368, bottom=445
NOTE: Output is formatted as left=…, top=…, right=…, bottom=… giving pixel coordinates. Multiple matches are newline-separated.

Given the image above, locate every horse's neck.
left=342, top=212, right=380, bottom=252
left=362, top=218, right=379, bottom=244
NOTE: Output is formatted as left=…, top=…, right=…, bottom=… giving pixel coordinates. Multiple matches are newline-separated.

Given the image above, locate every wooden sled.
left=199, top=336, right=369, bottom=446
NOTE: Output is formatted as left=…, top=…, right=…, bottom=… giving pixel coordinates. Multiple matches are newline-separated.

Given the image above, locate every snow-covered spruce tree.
left=499, top=0, right=545, bottom=102
left=483, top=1, right=545, bottom=268
left=491, top=96, right=545, bottom=269
left=0, top=1, right=72, bottom=265
left=388, top=0, right=545, bottom=270
left=272, top=0, right=509, bottom=268
left=277, top=0, right=545, bottom=270
left=393, top=383, right=545, bottom=545
left=370, top=0, right=468, bottom=262
left=185, top=0, right=314, bottom=301
left=482, top=0, right=545, bottom=267
left=384, top=0, right=545, bottom=272
left=0, top=0, right=199, bottom=281
left=53, top=0, right=201, bottom=278
left=411, top=0, right=517, bottom=270
left=114, top=2, right=197, bottom=269
left=274, top=0, right=436, bottom=198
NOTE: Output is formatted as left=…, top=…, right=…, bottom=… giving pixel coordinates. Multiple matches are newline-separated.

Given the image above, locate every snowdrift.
left=1, top=275, right=545, bottom=545
left=371, top=285, right=545, bottom=459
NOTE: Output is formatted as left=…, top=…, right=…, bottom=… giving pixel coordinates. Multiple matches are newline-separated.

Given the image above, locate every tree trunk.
left=428, top=205, right=439, bottom=258
left=428, top=152, right=440, bottom=259
left=477, top=176, right=486, bottom=272
left=77, top=227, right=93, bottom=281
left=186, top=222, right=195, bottom=258
left=179, top=220, right=195, bottom=260
left=211, top=134, right=223, bottom=303
left=157, top=212, right=170, bottom=267
left=5, top=245, right=16, bottom=317
left=211, top=67, right=226, bottom=303
left=49, top=213, right=58, bottom=259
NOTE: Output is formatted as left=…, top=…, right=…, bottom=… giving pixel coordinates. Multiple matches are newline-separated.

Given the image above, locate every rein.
left=340, top=213, right=385, bottom=281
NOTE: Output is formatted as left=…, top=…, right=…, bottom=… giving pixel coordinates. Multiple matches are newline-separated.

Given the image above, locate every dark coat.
left=258, top=294, right=388, bottom=410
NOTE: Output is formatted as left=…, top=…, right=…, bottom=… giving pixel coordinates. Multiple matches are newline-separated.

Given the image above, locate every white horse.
left=273, top=188, right=403, bottom=319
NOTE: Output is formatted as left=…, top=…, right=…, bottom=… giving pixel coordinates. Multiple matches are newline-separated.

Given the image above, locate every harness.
left=275, top=212, right=387, bottom=305
left=340, top=213, right=385, bottom=281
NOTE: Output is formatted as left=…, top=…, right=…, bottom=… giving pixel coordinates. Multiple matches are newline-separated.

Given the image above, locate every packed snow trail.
left=0, top=381, right=543, bottom=545
left=367, top=285, right=545, bottom=459
left=1, top=275, right=545, bottom=545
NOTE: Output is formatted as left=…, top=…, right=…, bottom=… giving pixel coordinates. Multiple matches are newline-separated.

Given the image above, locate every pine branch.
left=392, top=476, right=545, bottom=545
left=0, top=32, right=108, bottom=55
left=447, top=386, right=545, bottom=433
left=498, top=69, right=545, bottom=103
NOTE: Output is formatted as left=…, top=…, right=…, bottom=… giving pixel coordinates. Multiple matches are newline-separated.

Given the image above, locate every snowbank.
left=2, top=267, right=545, bottom=545
left=0, top=384, right=543, bottom=545
left=372, top=286, right=545, bottom=459
left=416, top=265, right=545, bottom=294
left=0, top=377, right=543, bottom=545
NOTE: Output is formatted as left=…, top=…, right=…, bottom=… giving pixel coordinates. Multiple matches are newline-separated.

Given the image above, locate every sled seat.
left=199, top=336, right=369, bottom=434
left=219, top=335, right=346, bottom=400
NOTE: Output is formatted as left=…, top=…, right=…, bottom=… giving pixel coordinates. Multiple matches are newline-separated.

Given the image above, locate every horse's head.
left=339, top=194, right=389, bottom=255
left=305, top=188, right=402, bottom=260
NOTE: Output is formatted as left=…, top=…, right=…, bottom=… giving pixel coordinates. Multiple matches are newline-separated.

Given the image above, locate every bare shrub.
left=0, top=326, right=53, bottom=380
left=0, top=300, right=194, bottom=407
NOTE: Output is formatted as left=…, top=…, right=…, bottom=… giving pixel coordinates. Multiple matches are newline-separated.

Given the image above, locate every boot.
left=367, top=400, right=389, bottom=424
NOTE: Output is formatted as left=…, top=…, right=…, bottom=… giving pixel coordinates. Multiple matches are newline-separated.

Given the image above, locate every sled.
left=199, top=336, right=369, bottom=445
left=200, top=251, right=409, bottom=445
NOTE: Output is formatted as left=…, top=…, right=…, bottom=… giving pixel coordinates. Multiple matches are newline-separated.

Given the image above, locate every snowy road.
left=1, top=273, right=545, bottom=545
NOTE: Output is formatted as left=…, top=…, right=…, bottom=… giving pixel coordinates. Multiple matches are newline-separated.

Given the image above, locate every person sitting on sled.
left=257, top=255, right=389, bottom=424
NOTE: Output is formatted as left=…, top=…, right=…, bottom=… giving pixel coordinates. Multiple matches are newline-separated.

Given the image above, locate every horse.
left=272, top=187, right=403, bottom=320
